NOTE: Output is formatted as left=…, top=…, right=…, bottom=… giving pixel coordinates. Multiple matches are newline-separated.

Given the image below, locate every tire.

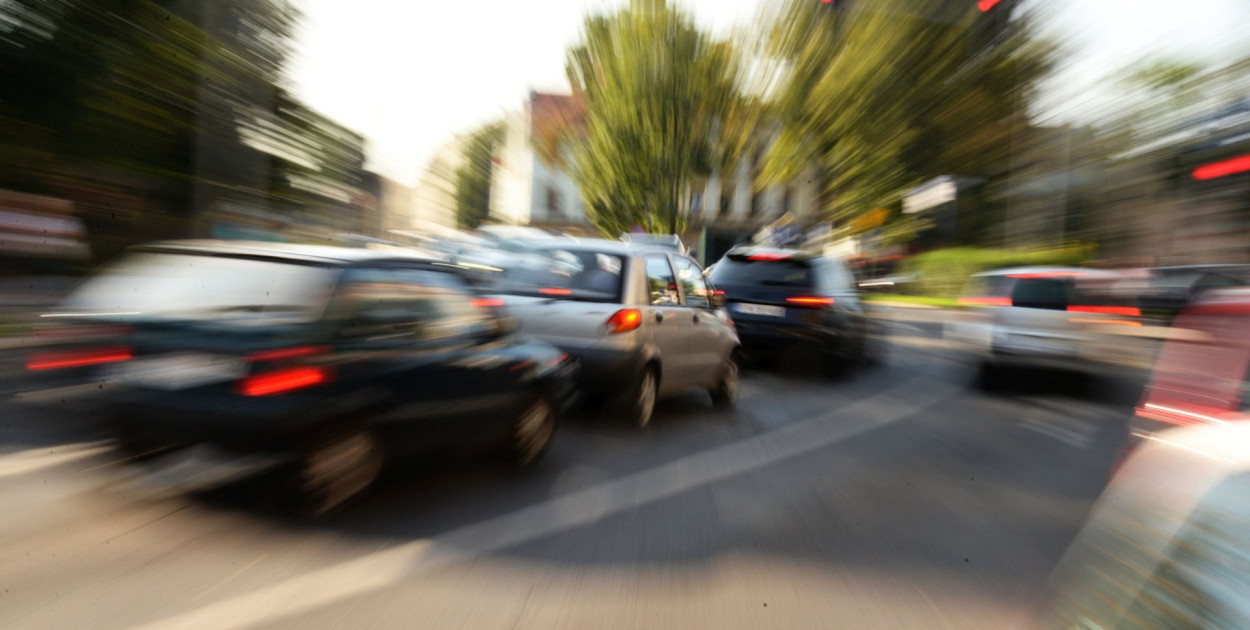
left=296, top=428, right=383, bottom=515
left=623, top=366, right=659, bottom=428
left=709, top=356, right=739, bottom=410
left=507, top=397, right=557, bottom=467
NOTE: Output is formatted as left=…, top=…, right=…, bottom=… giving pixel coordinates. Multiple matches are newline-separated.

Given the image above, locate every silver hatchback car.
left=487, top=239, right=740, bottom=427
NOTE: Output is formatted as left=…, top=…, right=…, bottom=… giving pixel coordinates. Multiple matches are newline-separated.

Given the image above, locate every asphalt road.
left=0, top=316, right=1143, bottom=629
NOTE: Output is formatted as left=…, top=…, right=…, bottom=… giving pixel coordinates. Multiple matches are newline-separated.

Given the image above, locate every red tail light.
left=606, top=308, right=642, bottom=334
left=539, top=288, right=572, bottom=296
left=958, top=296, right=1012, bottom=307
left=238, top=366, right=331, bottom=396
left=471, top=298, right=505, bottom=308
left=1067, top=305, right=1140, bottom=317
left=27, top=346, right=133, bottom=371
left=713, top=290, right=725, bottom=296
left=245, top=345, right=329, bottom=362
left=786, top=296, right=834, bottom=307
left=747, top=252, right=791, bottom=261
left=1006, top=272, right=1084, bottom=279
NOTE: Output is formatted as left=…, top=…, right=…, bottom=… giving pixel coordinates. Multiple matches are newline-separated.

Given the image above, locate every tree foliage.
left=454, top=121, right=505, bottom=229
left=565, top=0, right=743, bottom=236
left=0, top=0, right=300, bottom=256
left=761, top=0, right=1054, bottom=234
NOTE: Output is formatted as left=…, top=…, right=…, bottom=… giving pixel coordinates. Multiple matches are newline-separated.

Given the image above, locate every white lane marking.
left=136, top=366, right=963, bottom=630
left=1017, top=417, right=1096, bottom=449
left=0, top=442, right=110, bottom=479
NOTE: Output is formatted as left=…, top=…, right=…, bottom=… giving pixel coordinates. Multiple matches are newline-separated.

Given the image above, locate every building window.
left=719, top=185, right=732, bottom=218
left=782, top=187, right=792, bottom=215
left=749, top=186, right=762, bottom=217
left=546, top=186, right=562, bottom=216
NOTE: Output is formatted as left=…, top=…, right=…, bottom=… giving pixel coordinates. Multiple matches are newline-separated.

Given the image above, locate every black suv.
left=707, top=247, right=875, bottom=370
left=35, top=241, right=576, bottom=512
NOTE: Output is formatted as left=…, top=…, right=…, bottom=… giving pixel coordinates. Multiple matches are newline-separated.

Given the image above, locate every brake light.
left=747, top=252, right=791, bottom=261
left=1067, top=305, right=1140, bottom=317
left=958, top=296, right=1012, bottom=307
left=539, top=288, right=573, bottom=296
left=1006, top=272, right=1084, bottom=279
left=606, top=308, right=642, bottom=334
left=27, top=346, right=132, bottom=371
left=713, top=290, right=725, bottom=296
left=245, top=345, right=329, bottom=362
left=786, top=296, right=834, bottom=306
left=238, top=366, right=331, bottom=396
left=471, top=298, right=505, bottom=308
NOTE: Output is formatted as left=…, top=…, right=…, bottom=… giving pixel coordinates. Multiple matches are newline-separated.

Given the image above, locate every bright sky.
left=290, top=0, right=1250, bottom=185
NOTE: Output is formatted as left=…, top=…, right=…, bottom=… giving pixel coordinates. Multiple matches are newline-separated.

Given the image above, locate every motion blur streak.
left=1193, top=154, right=1250, bottom=180
left=238, top=366, right=329, bottom=396
left=26, top=346, right=132, bottom=370
left=134, top=365, right=960, bottom=630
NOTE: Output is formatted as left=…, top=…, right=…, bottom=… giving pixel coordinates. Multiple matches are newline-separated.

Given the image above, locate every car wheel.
left=509, top=397, right=556, bottom=467
left=625, top=366, right=659, bottom=428
left=710, top=356, right=738, bottom=410
left=297, top=428, right=383, bottom=515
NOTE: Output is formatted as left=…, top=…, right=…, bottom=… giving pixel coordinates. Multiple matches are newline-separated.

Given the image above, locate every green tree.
left=565, top=0, right=742, bottom=236
left=760, top=0, right=1053, bottom=239
left=454, top=122, right=505, bottom=229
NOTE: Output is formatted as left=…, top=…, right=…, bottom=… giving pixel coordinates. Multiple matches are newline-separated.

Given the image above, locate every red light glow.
left=1006, top=272, right=1084, bottom=279
left=977, top=0, right=1001, bottom=11
left=746, top=253, right=792, bottom=261
left=238, top=366, right=329, bottom=396
left=958, top=296, right=1012, bottom=307
left=27, top=346, right=132, bottom=371
left=786, top=296, right=834, bottom=306
left=1067, top=305, right=1141, bottom=317
left=470, top=298, right=505, bottom=308
left=246, top=345, right=328, bottom=362
left=1193, top=154, right=1250, bottom=181
left=539, top=288, right=573, bottom=296
left=606, top=308, right=643, bottom=334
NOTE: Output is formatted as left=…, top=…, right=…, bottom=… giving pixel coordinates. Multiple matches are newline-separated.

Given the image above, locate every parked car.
left=1036, top=421, right=1250, bottom=629
left=32, top=241, right=576, bottom=512
left=955, top=267, right=1140, bottom=384
left=1128, top=287, right=1250, bottom=454
left=486, top=239, right=739, bottom=427
left=706, top=246, right=875, bottom=371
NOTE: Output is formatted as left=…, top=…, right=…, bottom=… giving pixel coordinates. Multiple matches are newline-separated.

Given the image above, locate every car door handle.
left=655, top=312, right=664, bottom=323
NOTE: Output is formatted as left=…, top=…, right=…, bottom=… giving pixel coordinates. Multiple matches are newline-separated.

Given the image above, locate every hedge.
left=898, top=244, right=1095, bottom=297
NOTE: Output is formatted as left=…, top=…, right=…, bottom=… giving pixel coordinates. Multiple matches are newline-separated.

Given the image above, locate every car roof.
left=132, top=240, right=443, bottom=266
left=724, top=245, right=822, bottom=261
left=972, top=266, right=1120, bottom=279
left=531, top=238, right=680, bottom=257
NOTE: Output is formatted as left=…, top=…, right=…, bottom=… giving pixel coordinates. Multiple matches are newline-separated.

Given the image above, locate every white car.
left=950, top=266, right=1141, bottom=384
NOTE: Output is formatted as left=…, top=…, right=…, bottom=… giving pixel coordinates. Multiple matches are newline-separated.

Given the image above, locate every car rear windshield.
left=709, top=257, right=813, bottom=288
left=492, top=247, right=625, bottom=303
left=62, top=251, right=341, bottom=321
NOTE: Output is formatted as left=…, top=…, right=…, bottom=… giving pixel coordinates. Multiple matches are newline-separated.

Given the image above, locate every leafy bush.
left=899, top=245, right=1094, bottom=297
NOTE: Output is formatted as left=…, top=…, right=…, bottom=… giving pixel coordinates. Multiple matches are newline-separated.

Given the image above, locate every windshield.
left=492, top=248, right=624, bottom=303
left=709, top=257, right=813, bottom=287
left=62, top=252, right=340, bottom=320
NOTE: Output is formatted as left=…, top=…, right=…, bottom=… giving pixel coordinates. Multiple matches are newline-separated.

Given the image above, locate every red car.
left=1129, top=288, right=1250, bottom=452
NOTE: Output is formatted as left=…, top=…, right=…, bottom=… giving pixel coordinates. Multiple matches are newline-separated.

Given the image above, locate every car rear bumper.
left=735, top=321, right=842, bottom=358
left=110, top=389, right=335, bottom=454
left=554, top=344, right=647, bottom=395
